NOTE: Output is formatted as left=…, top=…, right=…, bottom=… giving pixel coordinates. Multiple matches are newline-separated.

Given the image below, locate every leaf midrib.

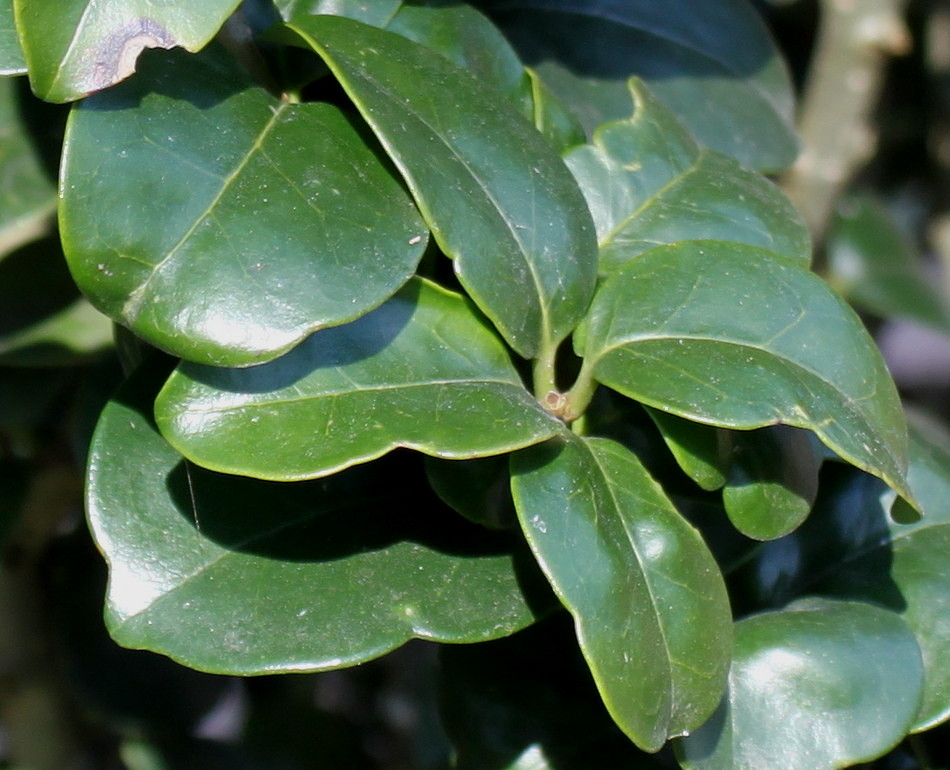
left=303, top=25, right=557, bottom=353
left=120, top=101, right=287, bottom=322
left=173, top=377, right=535, bottom=416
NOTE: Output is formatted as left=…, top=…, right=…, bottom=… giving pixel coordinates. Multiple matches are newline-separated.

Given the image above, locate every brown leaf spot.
left=88, top=19, right=175, bottom=94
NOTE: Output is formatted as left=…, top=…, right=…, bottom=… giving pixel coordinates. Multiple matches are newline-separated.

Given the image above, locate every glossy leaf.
left=275, top=0, right=402, bottom=27
left=577, top=240, right=916, bottom=515
left=744, top=419, right=950, bottom=731
left=157, top=279, right=561, bottom=481
left=827, top=196, right=950, bottom=332
left=0, top=76, right=55, bottom=257
left=277, top=15, right=598, bottom=358
left=510, top=435, right=731, bottom=751
left=277, top=0, right=585, bottom=153
left=13, top=0, right=241, bottom=102
left=564, top=79, right=810, bottom=273
left=721, top=426, right=820, bottom=541
left=0, top=238, right=112, bottom=366
left=678, top=598, right=923, bottom=770
left=0, top=0, right=23, bottom=74
left=61, top=45, right=426, bottom=367
left=87, top=365, right=544, bottom=674
left=473, top=0, right=798, bottom=171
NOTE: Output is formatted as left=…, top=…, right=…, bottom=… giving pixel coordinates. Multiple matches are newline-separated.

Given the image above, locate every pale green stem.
left=782, top=0, right=911, bottom=243
left=532, top=342, right=559, bottom=404
left=561, top=356, right=599, bottom=424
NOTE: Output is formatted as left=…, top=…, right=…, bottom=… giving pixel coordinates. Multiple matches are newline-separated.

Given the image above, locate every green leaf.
left=564, top=79, right=810, bottom=273
left=0, top=76, right=55, bottom=257
left=510, top=435, right=732, bottom=752
left=87, top=364, right=544, bottom=674
left=0, top=237, right=112, bottom=366
left=525, top=67, right=586, bottom=153
left=425, top=454, right=516, bottom=530
left=0, top=0, right=24, bottom=75
left=61, top=45, right=426, bottom=367
left=576, top=240, right=916, bottom=515
left=473, top=0, right=798, bottom=171
left=677, top=598, right=923, bottom=770
left=277, top=0, right=585, bottom=153
left=721, top=426, right=820, bottom=541
left=277, top=15, right=597, bottom=359
left=13, top=0, right=241, bottom=102
left=746, top=419, right=950, bottom=732
left=645, top=408, right=727, bottom=491
left=827, top=196, right=950, bottom=332
left=157, top=279, right=561, bottom=481
left=275, top=0, right=403, bottom=27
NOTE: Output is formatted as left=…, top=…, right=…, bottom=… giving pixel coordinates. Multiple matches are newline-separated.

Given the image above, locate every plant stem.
left=561, top=357, right=599, bottom=424
left=532, top=343, right=559, bottom=404
left=782, top=0, right=911, bottom=244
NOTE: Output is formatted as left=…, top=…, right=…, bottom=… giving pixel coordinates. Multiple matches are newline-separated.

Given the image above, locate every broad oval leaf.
left=88, top=364, right=545, bottom=674
left=677, top=598, right=923, bottom=770
left=157, top=278, right=561, bottom=480
left=13, top=0, right=241, bottom=102
left=576, top=240, right=916, bottom=515
left=510, top=434, right=732, bottom=752
left=61, top=45, right=426, bottom=367
left=276, top=15, right=597, bottom=359
left=744, top=418, right=950, bottom=732
left=564, top=79, right=810, bottom=273
left=472, top=0, right=798, bottom=171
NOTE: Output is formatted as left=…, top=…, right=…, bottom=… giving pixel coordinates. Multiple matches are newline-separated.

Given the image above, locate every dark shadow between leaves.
left=0, top=237, right=78, bottom=338
left=440, top=612, right=675, bottom=769
left=174, top=279, right=418, bottom=393
left=79, top=44, right=251, bottom=114
left=731, top=463, right=906, bottom=617
left=469, top=1, right=776, bottom=82
left=162, top=448, right=556, bottom=620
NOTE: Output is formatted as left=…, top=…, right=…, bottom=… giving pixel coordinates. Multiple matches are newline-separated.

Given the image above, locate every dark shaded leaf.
left=472, top=0, right=798, bottom=170
left=721, top=425, right=820, bottom=541
left=440, top=616, right=664, bottom=769
left=0, top=237, right=111, bottom=366
left=827, top=195, right=950, bottom=332
left=0, top=76, right=55, bottom=256
left=742, top=418, right=950, bottom=732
